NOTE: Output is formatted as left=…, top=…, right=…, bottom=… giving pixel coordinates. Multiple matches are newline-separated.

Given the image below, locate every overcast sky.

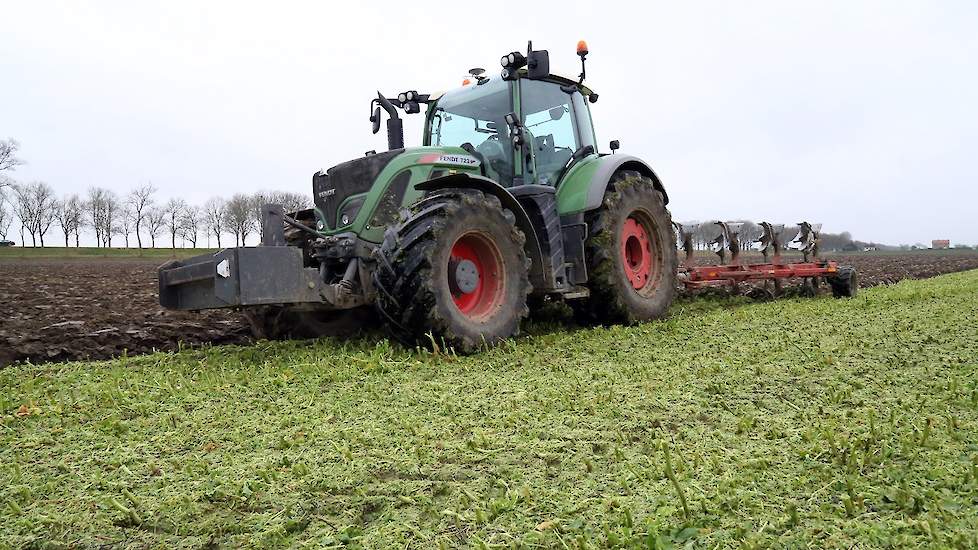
left=1, top=1, right=975, bottom=245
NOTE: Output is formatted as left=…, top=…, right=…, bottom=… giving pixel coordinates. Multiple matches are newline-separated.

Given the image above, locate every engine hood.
left=312, top=149, right=404, bottom=229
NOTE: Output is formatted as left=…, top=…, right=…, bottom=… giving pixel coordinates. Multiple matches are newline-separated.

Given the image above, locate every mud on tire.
left=373, top=189, right=531, bottom=353
left=574, top=171, right=678, bottom=324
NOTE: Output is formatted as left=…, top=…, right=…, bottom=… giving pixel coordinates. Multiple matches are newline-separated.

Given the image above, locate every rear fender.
left=556, top=154, right=669, bottom=215
left=415, top=173, right=549, bottom=290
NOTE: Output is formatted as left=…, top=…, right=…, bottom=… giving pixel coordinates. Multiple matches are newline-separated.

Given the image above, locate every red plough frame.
left=680, top=259, right=838, bottom=289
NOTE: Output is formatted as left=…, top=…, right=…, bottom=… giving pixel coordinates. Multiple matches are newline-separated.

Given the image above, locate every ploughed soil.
left=2, top=251, right=978, bottom=367
left=0, top=259, right=252, bottom=367
left=828, top=252, right=978, bottom=286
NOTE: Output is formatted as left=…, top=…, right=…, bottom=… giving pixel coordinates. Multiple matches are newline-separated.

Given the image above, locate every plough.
left=673, top=221, right=857, bottom=298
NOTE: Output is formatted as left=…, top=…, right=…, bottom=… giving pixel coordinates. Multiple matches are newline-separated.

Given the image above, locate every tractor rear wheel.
left=574, top=171, right=677, bottom=324
left=374, top=190, right=530, bottom=353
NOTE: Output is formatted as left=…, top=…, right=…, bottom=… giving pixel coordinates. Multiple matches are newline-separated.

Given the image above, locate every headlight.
left=397, top=92, right=407, bottom=103
left=338, top=196, right=365, bottom=227
left=500, top=55, right=509, bottom=67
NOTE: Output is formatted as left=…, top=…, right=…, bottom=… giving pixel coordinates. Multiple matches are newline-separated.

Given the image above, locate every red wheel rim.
left=621, top=216, right=654, bottom=290
left=449, top=232, right=505, bottom=321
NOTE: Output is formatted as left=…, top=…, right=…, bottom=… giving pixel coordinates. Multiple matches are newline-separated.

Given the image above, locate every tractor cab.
left=423, top=74, right=597, bottom=188
left=371, top=40, right=601, bottom=191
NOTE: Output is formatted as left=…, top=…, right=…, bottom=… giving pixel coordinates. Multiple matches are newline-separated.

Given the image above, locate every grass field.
left=0, top=246, right=217, bottom=259
left=2, top=271, right=978, bottom=548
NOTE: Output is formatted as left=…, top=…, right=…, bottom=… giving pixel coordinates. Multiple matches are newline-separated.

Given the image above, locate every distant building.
left=932, top=239, right=950, bottom=249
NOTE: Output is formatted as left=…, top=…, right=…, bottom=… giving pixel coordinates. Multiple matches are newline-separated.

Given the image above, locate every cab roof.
left=427, top=71, right=594, bottom=103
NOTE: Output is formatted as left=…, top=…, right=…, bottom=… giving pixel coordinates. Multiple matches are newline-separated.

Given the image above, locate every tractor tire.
left=574, top=171, right=678, bottom=325
left=828, top=266, right=858, bottom=298
left=374, top=189, right=531, bottom=353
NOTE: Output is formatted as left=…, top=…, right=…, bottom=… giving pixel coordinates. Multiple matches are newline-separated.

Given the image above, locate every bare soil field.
left=0, top=258, right=250, bottom=366
left=2, top=251, right=977, bottom=367
left=829, top=251, right=978, bottom=286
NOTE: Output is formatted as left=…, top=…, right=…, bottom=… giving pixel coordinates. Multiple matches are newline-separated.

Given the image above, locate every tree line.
left=0, top=182, right=311, bottom=248
left=0, top=138, right=311, bottom=248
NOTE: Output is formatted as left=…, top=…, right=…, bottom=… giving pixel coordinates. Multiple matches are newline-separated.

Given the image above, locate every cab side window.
left=520, top=80, right=580, bottom=186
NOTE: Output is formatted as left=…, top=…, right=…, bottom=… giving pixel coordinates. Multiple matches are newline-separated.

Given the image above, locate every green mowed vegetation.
left=0, top=247, right=217, bottom=260
left=2, top=272, right=978, bottom=548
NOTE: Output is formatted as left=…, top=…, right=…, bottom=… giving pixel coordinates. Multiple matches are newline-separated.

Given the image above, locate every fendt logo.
left=419, top=153, right=481, bottom=167
left=317, top=188, right=336, bottom=199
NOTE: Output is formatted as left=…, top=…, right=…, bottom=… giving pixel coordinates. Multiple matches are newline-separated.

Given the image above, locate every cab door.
left=517, top=79, right=596, bottom=186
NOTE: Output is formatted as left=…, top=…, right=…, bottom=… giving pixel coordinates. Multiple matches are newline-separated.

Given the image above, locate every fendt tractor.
left=159, top=40, right=855, bottom=352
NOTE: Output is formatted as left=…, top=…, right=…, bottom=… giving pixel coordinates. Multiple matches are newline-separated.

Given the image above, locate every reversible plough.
left=674, top=221, right=857, bottom=298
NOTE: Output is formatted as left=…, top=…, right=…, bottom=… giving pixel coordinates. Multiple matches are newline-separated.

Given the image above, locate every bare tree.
left=693, top=222, right=715, bottom=251
left=0, top=194, right=12, bottom=239
left=163, top=198, right=187, bottom=248
left=249, top=191, right=272, bottom=237
left=272, top=190, right=312, bottom=213
left=225, top=194, right=252, bottom=247
left=146, top=207, right=166, bottom=248
left=249, top=190, right=312, bottom=234
left=120, top=205, right=135, bottom=247
left=86, top=187, right=108, bottom=247
left=102, top=191, right=121, bottom=247
left=55, top=198, right=71, bottom=247
left=70, top=198, right=85, bottom=247
left=738, top=221, right=759, bottom=251
left=12, top=181, right=57, bottom=246
left=35, top=184, right=57, bottom=247
left=12, top=185, right=31, bottom=246
left=127, top=183, right=156, bottom=248
left=180, top=205, right=202, bottom=248
left=820, top=231, right=855, bottom=252
left=203, top=197, right=227, bottom=248
left=0, top=138, right=24, bottom=189
left=54, top=194, right=84, bottom=247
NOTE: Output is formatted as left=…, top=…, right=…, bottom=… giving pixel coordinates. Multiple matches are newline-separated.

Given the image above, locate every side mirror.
left=527, top=49, right=549, bottom=79
left=609, top=140, right=620, bottom=153
left=371, top=106, right=381, bottom=134
left=548, top=106, right=566, bottom=121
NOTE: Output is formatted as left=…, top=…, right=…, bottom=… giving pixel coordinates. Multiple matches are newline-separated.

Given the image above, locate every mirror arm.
left=376, top=92, right=399, bottom=118
left=377, top=92, right=404, bottom=150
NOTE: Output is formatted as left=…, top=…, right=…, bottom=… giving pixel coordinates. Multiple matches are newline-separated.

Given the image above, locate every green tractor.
left=159, top=41, right=678, bottom=352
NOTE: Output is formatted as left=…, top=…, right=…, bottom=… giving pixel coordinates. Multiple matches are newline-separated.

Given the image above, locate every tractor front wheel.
left=374, top=190, right=530, bottom=353
left=575, top=171, right=678, bottom=324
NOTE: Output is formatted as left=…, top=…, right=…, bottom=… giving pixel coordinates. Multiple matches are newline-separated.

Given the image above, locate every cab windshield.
left=427, top=77, right=514, bottom=186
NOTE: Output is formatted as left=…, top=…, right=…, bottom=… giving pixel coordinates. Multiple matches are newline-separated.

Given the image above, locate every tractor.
left=159, top=41, right=678, bottom=352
